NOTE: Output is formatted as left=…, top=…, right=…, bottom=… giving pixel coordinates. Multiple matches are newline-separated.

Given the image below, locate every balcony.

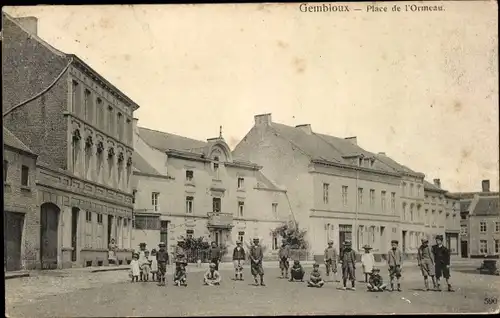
left=207, top=212, right=234, bottom=229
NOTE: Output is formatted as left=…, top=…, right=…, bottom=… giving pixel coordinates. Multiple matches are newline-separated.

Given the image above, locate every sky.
left=4, top=2, right=499, bottom=192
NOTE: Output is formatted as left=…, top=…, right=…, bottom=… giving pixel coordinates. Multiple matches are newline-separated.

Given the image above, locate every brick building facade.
left=2, top=13, right=138, bottom=269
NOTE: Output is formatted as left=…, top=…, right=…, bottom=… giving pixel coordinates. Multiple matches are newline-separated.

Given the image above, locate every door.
left=339, top=224, right=352, bottom=256
left=402, top=230, right=407, bottom=254
left=71, top=208, right=79, bottom=262
left=40, top=203, right=60, bottom=269
left=4, top=212, right=24, bottom=271
left=160, top=221, right=169, bottom=246
left=107, top=215, right=114, bottom=244
left=461, top=241, right=468, bottom=258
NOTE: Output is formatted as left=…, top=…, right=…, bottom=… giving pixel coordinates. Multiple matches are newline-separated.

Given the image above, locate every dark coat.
left=432, top=244, right=450, bottom=266
left=232, top=246, right=246, bottom=260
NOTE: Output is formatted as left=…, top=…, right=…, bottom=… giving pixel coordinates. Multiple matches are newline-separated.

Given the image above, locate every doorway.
left=4, top=212, right=25, bottom=271
left=461, top=241, right=468, bottom=258
left=71, top=208, right=79, bottom=262
left=107, top=215, right=114, bottom=245
left=40, top=203, right=60, bottom=269
left=402, top=230, right=407, bottom=254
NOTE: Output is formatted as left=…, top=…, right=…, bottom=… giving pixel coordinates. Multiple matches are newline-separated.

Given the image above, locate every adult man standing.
left=340, top=240, right=356, bottom=290
left=232, top=240, right=246, bottom=281
left=209, top=241, right=222, bottom=271
left=249, top=237, right=265, bottom=286
left=432, top=235, right=454, bottom=292
left=324, top=240, right=338, bottom=281
left=278, top=239, right=291, bottom=279
left=417, top=238, right=436, bottom=291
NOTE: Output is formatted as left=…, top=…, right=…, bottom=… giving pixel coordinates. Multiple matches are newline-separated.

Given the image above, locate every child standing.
left=232, top=240, right=246, bottom=281
left=150, top=249, right=159, bottom=282
left=387, top=239, right=403, bottom=292
left=367, top=267, right=386, bottom=292
left=138, top=242, right=149, bottom=281
left=361, top=245, right=375, bottom=283
left=432, top=235, right=454, bottom=292
left=156, top=242, right=169, bottom=286
left=129, top=253, right=140, bottom=283
left=289, top=260, right=305, bottom=282
left=278, top=239, right=291, bottom=279
left=340, top=240, right=357, bottom=290
left=307, top=262, right=325, bottom=288
left=324, top=240, right=338, bottom=282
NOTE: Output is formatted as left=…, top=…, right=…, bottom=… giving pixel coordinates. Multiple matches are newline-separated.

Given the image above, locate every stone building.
left=2, top=13, right=138, bottom=268
left=131, top=121, right=290, bottom=259
left=3, top=128, right=38, bottom=271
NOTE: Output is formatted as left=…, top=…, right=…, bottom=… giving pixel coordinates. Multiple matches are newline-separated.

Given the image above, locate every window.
left=323, top=183, right=329, bottom=204
left=402, top=182, right=406, bottom=196
left=117, top=112, right=123, bottom=140
left=21, top=165, right=29, bottom=186
left=96, top=98, right=104, bottom=129
left=370, top=189, right=375, bottom=207
left=238, top=177, right=245, bottom=189
left=431, top=210, right=436, bottom=225
left=126, top=119, right=132, bottom=144
left=480, top=221, right=487, bottom=233
left=72, top=80, right=80, bottom=114
left=4, top=160, right=8, bottom=182
left=381, top=191, right=387, bottom=212
left=358, top=157, right=363, bottom=167
left=402, top=203, right=407, bottom=220
left=410, top=204, right=414, bottom=222
left=213, top=197, right=221, bottom=213
left=186, top=196, right=194, bottom=213
left=186, top=229, right=194, bottom=239
left=134, top=215, right=160, bottom=230
left=152, top=192, right=160, bottom=212
left=272, top=203, right=278, bottom=219
left=425, top=209, right=429, bottom=225
left=358, top=188, right=363, bottom=206
left=342, top=186, right=348, bottom=206
left=238, top=231, right=245, bottom=243
left=391, top=192, right=396, bottom=212
left=272, top=233, right=279, bottom=250
left=357, top=225, right=364, bottom=249
left=84, top=89, right=91, bottom=122
left=160, top=221, right=169, bottom=244
left=86, top=211, right=92, bottom=222
left=185, top=170, right=194, bottom=182
left=410, top=183, right=414, bottom=196
left=97, top=213, right=103, bottom=224
left=479, top=240, right=488, bottom=254
left=417, top=184, right=421, bottom=197
left=108, top=105, right=114, bottom=136
left=213, top=156, right=220, bottom=178
left=238, top=201, right=244, bottom=217
left=495, top=240, right=499, bottom=254
left=495, top=222, right=500, bottom=232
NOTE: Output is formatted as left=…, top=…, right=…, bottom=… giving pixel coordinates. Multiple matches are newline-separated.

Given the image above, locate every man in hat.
left=232, top=240, right=246, bottom=281
left=417, top=237, right=436, bottom=291
left=340, top=240, right=357, bottom=290
left=204, top=263, right=221, bottom=286
left=278, top=238, right=291, bottom=279
left=432, top=235, right=454, bottom=292
left=156, top=242, right=169, bottom=286
left=209, top=241, right=222, bottom=271
left=387, top=239, right=403, bottom=292
left=249, top=237, right=265, bottom=286
left=367, top=267, right=386, bottom=292
left=324, top=240, right=338, bottom=282
left=361, top=245, right=375, bottom=283
left=307, top=262, right=325, bottom=288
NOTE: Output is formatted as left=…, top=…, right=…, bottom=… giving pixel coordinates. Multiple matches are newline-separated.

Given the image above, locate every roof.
left=255, top=170, right=284, bottom=191
left=132, top=152, right=160, bottom=175
left=460, top=200, right=473, bottom=213
left=375, top=153, right=423, bottom=176
left=3, top=127, right=37, bottom=157
left=423, top=180, right=446, bottom=193
left=451, top=192, right=500, bottom=199
left=470, top=196, right=499, bottom=217
left=138, top=127, right=208, bottom=153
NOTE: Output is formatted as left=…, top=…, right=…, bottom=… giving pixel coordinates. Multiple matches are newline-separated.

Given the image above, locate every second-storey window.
left=272, top=203, right=278, bottom=219
left=186, top=196, right=194, bottom=213
left=323, top=183, right=329, bottom=204
left=381, top=191, right=387, bottom=212
left=238, top=177, right=245, bottom=189
left=358, top=188, right=363, bottom=206
left=152, top=192, right=160, bottom=212
left=213, top=197, right=221, bottom=213
left=480, top=221, right=487, bottom=233
left=21, top=165, right=29, bottom=186
left=370, top=189, right=375, bottom=207
left=238, top=201, right=245, bottom=217
left=342, top=186, right=348, bottom=206
left=186, top=170, right=194, bottom=182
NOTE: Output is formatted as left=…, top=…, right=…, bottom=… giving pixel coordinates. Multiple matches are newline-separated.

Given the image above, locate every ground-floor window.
left=495, top=239, right=499, bottom=254
left=238, top=231, right=245, bottom=243
left=479, top=240, right=488, bottom=254
left=186, top=229, right=194, bottom=239
left=134, top=215, right=160, bottom=230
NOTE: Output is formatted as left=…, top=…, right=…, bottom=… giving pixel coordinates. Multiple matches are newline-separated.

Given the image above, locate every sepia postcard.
left=2, top=2, right=499, bottom=316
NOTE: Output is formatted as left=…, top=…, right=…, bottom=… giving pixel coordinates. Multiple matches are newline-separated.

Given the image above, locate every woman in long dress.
left=108, top=238, right=117, bottom=266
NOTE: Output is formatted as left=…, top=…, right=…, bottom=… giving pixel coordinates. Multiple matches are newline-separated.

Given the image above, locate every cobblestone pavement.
left=6, top=264, right=499, bottom=317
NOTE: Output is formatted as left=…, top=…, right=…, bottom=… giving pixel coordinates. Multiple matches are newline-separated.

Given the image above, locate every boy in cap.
left=307, top=262, right=325, bottom=288
left=204, top=263, right=221, bottom=286
left=340, top=240, right=357, bottom=290
left=278, top=239, right=291, bottom=279
left=432, top=235, right=454, bottom=292
left=174, top=262, right=188, bottom=287
left=324, top=240, right=338, bottom=282
left=232, top=240, right=246, bottom=281
left=367, top=267, right=386, bottom=292
left=417, top=238, right=436, bottom=291
left=209, top=241, right=222, bottom=271
left=387, top=239, right=403, bottom=292
left=156, top=242, right=169, bottom=286
left=289, top=260, right=305, bottom=282
left=249, top=237, right=265, bottom=286
left=361, top=245, right=375, bottom=283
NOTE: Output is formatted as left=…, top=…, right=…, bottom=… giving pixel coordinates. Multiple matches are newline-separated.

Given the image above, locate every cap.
left=421, top=238, right=429, bottom=243
left=372, top=267, right=380, bottom=272
left=253, top=237, right=260, bottom=241
left=328, top=240, right=334, bottom=244
left=139, top=242, right=146, bottom=247
left=236, top=240, right=242, bottom=244
left=343, top=240, right=352, bottom=245
left=313, top=262, right=320, bottom=267
left=435, top=235, right=444, bottom=240
left=391, top=240, right=399, bottom=244
left=209, top=263, right=216, bottom=268
left=159, top=242, right=166, bottom=247
left=363, top=245, right=372, bottom=250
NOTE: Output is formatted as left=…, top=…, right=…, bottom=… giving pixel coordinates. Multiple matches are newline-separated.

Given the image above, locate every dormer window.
left=213, top=156, right=220, bottom=179
left=359, top=158, right=363, bottom=167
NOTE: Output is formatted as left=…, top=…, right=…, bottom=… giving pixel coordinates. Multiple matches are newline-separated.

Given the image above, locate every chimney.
left=482, top=179, right=490, bottom=192
left=14, top=16, right=38, bottom=36
left=254, top=113, right=272, bottom=126
left=345, top=136, right=357, bottom=145
left=378, top=152, right=386, bottom=156
left=433, top=178, right=441, bottom=188
left=295, top=124, right=312, bottom=135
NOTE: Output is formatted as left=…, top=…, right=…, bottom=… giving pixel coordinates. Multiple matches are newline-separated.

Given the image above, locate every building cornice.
left=4, top=144, right=38, bottom=159
left=165, top=150, right=210, bottom=163
left=225, top=161, right=262, bottom=170
left=311, top=159, right=402, bottom=178
left=132, top=171, right=174, bottom=180
left=253, top=186, right=287, bottom=193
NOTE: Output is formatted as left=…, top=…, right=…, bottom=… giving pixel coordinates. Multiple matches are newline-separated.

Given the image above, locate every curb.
left=90, top=267, right=130, bottom=273
left=5, top=272, right=30, bottom=280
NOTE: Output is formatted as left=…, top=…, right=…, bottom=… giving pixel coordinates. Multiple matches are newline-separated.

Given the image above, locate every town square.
left=3, top=2, right=499, bottom=317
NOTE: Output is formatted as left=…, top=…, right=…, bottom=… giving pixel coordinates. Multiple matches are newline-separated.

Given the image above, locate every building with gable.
left=131, top=120, right=290, bottom=259
left=3, top=13, right=137, bottom=269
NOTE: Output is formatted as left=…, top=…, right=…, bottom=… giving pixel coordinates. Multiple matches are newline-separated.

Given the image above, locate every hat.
left=363, top=245, right=372, bottom=250
left=328, top=240, right=334, bottom=244
left=372, top=267, right=380, bottom=272
left=343, top=240, right=352, bottom=246
left=132, top=252, right=139, bottom=257
left=139, top=242, right=146, bottom=247
left=421, top=238, right=429, bottom=243
left=151, top=248, right=157, bottom=253
left=435, top=235, right=443, bottom=240
left=313, top=262, right=320, bottom=267
left=209, top=263, right=216, bottom=268
left=236, top=240, right=242, bottom=244
left=177, top=236, right=185, bottom=242
left=253, top=237, right=260, bottom=241
left=159, top=242, right=166, bottom=247
left=391, top=240, right=399, bottom=244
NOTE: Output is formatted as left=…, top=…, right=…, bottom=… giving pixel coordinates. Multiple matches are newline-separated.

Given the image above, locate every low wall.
left=80, top=249, right=134, bottom=267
